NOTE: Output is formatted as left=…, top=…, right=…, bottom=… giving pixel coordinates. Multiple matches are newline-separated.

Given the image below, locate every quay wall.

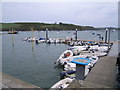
left=2, top=73, right=41, bottom=89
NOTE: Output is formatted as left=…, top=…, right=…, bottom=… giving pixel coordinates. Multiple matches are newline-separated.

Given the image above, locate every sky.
left=2, top=1, right=118, bottom=27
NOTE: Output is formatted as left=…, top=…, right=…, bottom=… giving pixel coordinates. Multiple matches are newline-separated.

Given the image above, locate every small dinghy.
left=64, top=62, right=92, bottom=71
left=51, top=78, right=73, bottom=89
left=61, top=65, right=90, bottom=79
left=27, top=37, right=38, bottom=42
left=56, top=46, right=87, bottom=65
left=56, top=50, right=74, bottom=65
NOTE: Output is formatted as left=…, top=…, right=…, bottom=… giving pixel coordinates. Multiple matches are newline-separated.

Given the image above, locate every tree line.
left=0, top=22, right=96, bottom=31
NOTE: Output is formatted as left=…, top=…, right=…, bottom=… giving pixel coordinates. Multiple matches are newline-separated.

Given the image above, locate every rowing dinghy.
left=50, top=78, right=73, bottom=89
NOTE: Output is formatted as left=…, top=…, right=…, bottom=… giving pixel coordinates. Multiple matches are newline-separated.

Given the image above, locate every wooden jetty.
left=50, top=38, right=116, bottom=44
left=68, top=42, right=119, bottom=88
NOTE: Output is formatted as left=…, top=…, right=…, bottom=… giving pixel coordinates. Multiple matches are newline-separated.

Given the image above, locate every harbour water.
left=2, top=30, right=118, bottom=88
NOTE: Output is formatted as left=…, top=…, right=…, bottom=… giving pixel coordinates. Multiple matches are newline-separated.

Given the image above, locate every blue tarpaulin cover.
left=71, top=57, right=91, bottom=65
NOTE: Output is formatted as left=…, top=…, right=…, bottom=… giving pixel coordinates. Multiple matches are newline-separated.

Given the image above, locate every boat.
left=72, top=46, right=88, bottom=52
left=7, top=31, right=18, bottom=34
left=96, top=46, right=108, bottom=52
left=92, top=32, right=95, bottom=35
left=56, top=50, right=73, bottom=65
left=27, top=37, right=38, bottom=42
left=112, top=29, right=116, bottom=32
left=64, top=55, right=98, bottom=71
left=83, top=41, right=99, bottom=46
left=97, top=34, right=101, bottom=36
left=46, top=38, right=60, bottom=44
left=64, top=63, right=76, bottom=71
left=89, top=45, right=108, bottom=52
left=22, top=38, right=28, bottom=41
left=50, top=78, right=73, bottom=89
left=61, top=65, right=90, bottom=78
left=69, top=41, right=78, bottom=46
left=0, top=32, right=7, bottom=35
left=47, top=38, right=54, bottom=44
left=80, top=50, right=107, bottom=57
left=64, top=62, right=90, bottom=71
left=88, top=55, right=99, bottom=66
left=69, top=41, right=74, bottom=46
left=56, top=46, right=87, bottom=65
left=55, top=39, right=60, bottom=43
left=60, top=39, right=66, bottom=43
left=35, top=38, right=46, bottom=44
left=59, top=56, right=98, bottom=79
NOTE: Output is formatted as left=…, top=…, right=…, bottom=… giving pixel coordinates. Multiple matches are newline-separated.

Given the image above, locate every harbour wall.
left=2, top=73, right=41, bottom=89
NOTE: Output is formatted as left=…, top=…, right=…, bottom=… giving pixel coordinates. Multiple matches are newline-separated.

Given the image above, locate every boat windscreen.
left=92, top=57, right=96, bottom=60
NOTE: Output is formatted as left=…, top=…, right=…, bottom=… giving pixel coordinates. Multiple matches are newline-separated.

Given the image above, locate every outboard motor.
left=60, top=70, right=75, bottom=77
left=35, top=40, right=39, bottom=44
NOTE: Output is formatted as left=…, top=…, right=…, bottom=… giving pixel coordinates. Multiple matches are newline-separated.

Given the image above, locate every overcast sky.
left=2, top=2, right=118, bottom=27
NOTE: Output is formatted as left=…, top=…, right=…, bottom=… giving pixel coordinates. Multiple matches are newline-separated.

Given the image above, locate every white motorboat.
left=56, top=46, right=87, bottom=65
left=64, top=62, right=91, bottom=71
left=64, top=63, right=76, bottom=71
left=64, top=55, right=98, bottom=71
left=72, top=46, right=88, bottom=52
left=89, top=45, right=108, bottom=52
left=61, top=65, right=90, bottom=79
left=48, top=38, right=55, bottom=43
left=97, top=46, right=108, bottom=52
left=56, top=50, right=73, bottom=65
left=80, top=51, right=107, bottom=57
left=55, top=39, right=60, bottom=43
left=22, top=38, right=28, bottom=41
left=50, top=78, right=73, bottom=89
left=46, top=38, right=61, bottom=44
left=36, top=39, right=45, bottom=43
left=27, top=37, right=38, bottom=42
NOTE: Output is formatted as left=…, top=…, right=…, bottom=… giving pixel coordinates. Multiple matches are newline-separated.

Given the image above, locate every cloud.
left=2, top=2, right=118, bottom=27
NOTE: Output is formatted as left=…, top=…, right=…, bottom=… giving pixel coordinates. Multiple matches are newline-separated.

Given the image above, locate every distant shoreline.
left=0, top=22, right=118, bottom=31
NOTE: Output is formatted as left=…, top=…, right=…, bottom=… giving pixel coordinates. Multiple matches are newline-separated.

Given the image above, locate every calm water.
left=2, top=30, right=118, bottom=88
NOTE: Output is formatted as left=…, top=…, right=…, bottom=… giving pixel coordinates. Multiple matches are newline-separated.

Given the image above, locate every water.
left=2, top=30, right=118, bottom=88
